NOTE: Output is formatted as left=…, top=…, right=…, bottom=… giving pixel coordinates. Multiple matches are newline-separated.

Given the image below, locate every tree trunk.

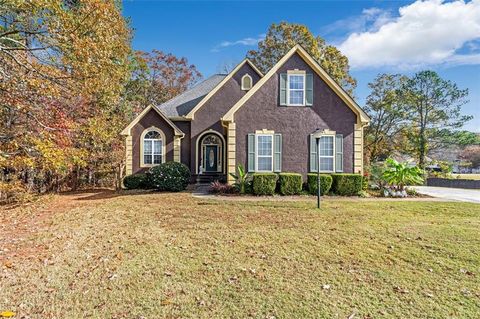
left=70, top=167, right=78, bottom=191
left=419, top=130, right=427, bottom=168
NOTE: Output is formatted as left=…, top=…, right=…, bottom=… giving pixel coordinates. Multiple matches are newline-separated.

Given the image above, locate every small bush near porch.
left=1, top=192, right=479, bottom=318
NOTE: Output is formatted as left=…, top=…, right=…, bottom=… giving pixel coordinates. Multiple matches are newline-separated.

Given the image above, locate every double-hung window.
left=287, top=74, right=305, bottom=106
left=143, top=130, right=163, bottom=165
left=256, top=134, right=273, bottom=172
left=319, top=136, right=334, bottom=172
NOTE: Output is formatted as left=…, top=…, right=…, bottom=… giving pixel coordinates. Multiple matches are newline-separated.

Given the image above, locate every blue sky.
left=123, top=0, right=480, bottom=132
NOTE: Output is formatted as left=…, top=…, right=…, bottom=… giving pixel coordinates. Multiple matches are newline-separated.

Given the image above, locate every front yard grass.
left=1, top=192, right=479, bottom=318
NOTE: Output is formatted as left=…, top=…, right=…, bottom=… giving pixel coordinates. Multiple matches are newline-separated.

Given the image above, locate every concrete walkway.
left=191, top=184, right=211, bottom=198
left=412, top=186, right=480, bottom=204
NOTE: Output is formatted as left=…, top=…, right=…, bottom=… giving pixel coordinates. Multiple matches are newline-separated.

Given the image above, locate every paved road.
left=413, top=186, right=480, bottom=204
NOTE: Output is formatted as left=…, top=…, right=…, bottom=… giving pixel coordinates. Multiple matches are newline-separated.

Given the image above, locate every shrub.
left=209, top=180, right=236, bottom=194
left=331, top=173, right=363, bottom=196
left=0, top=178, right=32, bottom=204
left=147, top=161, right=191, bottom=192
left=229, top=164, right=250, bottom=194
left=278, top=173, right=302, bottom=195
left=406, top=187, right=418, bottom=196
left=382, top=158, right=424, bottom=195
left=429, top=160, right=452, bottom=179
left=368, top=163, right=387, bottom=191
left=252, top=173, right=277, bottom=196
left=123, top=173, right=148, bottom=190
left=362, top=173, right=369, bottom=191
left=307, top=174, right=333, bottom=195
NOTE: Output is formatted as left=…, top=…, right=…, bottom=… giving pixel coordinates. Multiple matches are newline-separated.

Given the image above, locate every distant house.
left=121, top=45, right=370, bottom=183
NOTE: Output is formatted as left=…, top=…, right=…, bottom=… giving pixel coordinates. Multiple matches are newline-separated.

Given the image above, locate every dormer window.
left=241, top=74, right=252, bottom=91
left=279, top=71, right=313, bottom=107
left=288, top=74, right=305, bottom=106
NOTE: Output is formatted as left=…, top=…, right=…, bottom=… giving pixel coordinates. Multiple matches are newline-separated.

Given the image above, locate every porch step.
left=196, top=174, right=226, bottom=184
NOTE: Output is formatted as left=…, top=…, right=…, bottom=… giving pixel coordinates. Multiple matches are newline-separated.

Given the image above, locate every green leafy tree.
left=400, top=71, right=471, bottom=167
left=247, top=22, right=356, bottom=93
left=434, top=129, right=480, bottom=148
left=364, top=74, right=409, bottom=162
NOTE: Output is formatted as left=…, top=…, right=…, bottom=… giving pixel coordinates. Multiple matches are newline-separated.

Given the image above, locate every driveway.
left=413, top=186, right=480, bottom=204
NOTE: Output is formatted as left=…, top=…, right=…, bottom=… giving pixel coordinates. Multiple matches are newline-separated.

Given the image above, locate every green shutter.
left=279, top=73, right=287, bottom=106
left=335, top=134, right=343, bottom=172
left=248, top=133, right=256, bottom=172
left=274, top=134, right=282, bottom=172
left=310, top=134, right=318, bottom=172
left=306, top=73, right=313, bottom=106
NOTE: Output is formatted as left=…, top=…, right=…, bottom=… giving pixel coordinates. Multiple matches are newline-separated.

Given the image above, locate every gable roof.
left=222, top=45, right=370, bottom=125
left=185, top=59, right=263, bottom=120
left=121, top=104, right=185, bottom=136
left=156, top=74, right=227, bottom=117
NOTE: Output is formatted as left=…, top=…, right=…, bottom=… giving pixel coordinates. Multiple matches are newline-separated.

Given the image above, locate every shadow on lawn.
left=60, top=189, right=153, bottom=201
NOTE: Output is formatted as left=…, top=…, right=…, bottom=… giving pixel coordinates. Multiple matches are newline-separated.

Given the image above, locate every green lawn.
left=1, top=192, right=479, bottom=318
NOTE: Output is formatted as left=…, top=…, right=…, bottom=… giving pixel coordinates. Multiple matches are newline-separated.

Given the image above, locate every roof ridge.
left=155, top=73, right=227, bottom=117
left=156, top=74, right=226, bottom=107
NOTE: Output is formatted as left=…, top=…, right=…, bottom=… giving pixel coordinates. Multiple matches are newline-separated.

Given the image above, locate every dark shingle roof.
left=156, top=74, right=227, bottom=117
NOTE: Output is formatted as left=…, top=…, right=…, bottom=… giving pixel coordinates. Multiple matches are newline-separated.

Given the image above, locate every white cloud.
left=339, top=0, right=480, bottom=69
left=211, top=34, right=265, bottom=52
left=321, top=7, right=392, bottom=36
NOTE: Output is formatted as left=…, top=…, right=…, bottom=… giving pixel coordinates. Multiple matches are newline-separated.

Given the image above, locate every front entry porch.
left=196, top=130, right=226, bottom=184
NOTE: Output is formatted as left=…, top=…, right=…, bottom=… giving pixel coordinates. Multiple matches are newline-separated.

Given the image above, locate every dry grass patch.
left=454, top=174, right=480, bottom=180
left=1, top=191, right=479, bottom=318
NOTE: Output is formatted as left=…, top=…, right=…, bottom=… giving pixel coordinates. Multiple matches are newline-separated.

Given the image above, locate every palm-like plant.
left=382, top=158, right=424, bottom=193
left=229, top=164, right=249, bottom=194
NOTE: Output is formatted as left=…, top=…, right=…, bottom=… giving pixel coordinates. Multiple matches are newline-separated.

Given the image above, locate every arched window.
left=241, top=74, right=252, bottom=91
left=141, top=128, right=164, bottom=166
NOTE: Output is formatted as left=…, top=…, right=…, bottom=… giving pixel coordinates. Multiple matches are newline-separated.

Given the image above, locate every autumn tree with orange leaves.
left=0, top=1, right=202, bottom=202
left=0, top=0, right=131, bottom=201
left=125, top=50, right=202, bottom=109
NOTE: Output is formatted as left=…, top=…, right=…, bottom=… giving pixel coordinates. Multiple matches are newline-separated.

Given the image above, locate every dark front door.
left=204, top=145, right=218, bottom=172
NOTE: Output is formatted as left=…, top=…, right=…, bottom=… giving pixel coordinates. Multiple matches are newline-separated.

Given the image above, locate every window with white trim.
left=241, top=74, right=252, bottom=90
left=288, top=74, right=305, bottom=106
left=143, top=130, right=163, bottom=165
left=319, top=135, right=334, bottom=172
left=256, top=134, right=273, bottom=172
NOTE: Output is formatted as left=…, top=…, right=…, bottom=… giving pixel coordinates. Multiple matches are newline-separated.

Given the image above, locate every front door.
left=204, top=145, right=218, bottom=172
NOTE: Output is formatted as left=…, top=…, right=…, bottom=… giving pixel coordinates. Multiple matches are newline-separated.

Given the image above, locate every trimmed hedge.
left=252, top=173, right=277, bottom=196
left=123, top=173, right=148, bottom=189
left=307, top=174, right=333, bottom=195
left=147, top=161, right=191, bottom=192
left=331, top=173, right=363, bottom=196
left=278, top=173, right=302, bottom=195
